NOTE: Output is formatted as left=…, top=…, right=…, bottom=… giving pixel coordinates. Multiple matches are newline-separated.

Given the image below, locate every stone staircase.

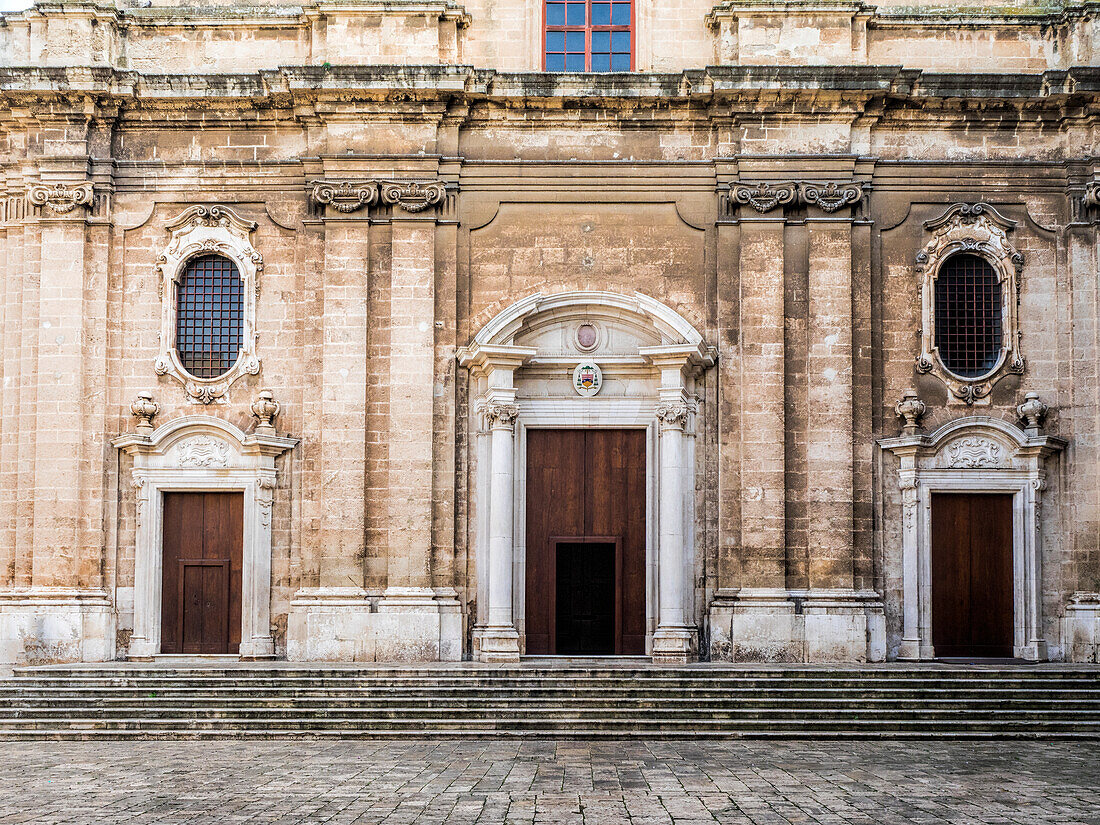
left=2, top=664, right=1099, bottom=739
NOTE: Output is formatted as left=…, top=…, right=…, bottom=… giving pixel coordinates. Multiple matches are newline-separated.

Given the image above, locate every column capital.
left=486, top=402, right=520, bottom=430
left=655, top=402, right=689, bottom=430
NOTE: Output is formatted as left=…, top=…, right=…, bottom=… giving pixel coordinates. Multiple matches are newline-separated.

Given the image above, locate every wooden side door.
left=161, top=492, right=244, bottom=654
left=525, top=429, right=646, bottom=655
left=931, top=493, right=1013, bottom=658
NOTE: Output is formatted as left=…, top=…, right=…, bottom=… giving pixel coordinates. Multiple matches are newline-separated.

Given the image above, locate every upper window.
left=175, top=254, right=244, bottom=379
left=934, top=253, right=1003, bottom=379
left=544, top=0, right=633, bottom=72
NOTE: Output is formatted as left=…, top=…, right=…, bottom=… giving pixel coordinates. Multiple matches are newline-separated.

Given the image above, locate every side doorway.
left=160, top=492, right=244, bottom=655
left=930, top=493, right=1014, bottom=658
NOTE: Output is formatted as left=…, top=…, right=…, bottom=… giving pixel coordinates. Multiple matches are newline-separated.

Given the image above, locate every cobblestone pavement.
left=2, top=740, right=1098, bottom=825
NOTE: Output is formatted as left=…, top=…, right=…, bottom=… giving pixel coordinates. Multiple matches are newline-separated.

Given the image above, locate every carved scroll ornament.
left=310, top=178, right=450, bottom=215
left=28, top=181, right=94, bottom=214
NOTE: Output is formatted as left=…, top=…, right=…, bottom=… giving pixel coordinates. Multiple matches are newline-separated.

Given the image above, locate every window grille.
left=175, top=254, right=244, bottom=379
left=934, top=253, right=1003, bottom=378
left=544, top=0, right=632, bottom=72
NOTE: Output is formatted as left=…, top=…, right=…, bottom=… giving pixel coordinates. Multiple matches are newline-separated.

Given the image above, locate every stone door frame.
left=881, top=416, right=1064, bottom=661
left=459, top=291, right=716, bottom=663
left=114, top=416, right=297, bottom=659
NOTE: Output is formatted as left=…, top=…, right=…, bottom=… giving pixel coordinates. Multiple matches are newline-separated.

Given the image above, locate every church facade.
left=0, top=0, right=1098, bottom=666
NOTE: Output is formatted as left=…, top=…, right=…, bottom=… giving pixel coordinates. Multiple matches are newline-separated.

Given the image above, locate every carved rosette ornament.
left=251, top=389, right=280, bottom=433
left=155, top=205, right=263, bottom=404
left=130, top=391, right=159, bottom=435
left=731, top=182, right=797, bottom=214
left=655, top=403, right=689, bottom=429
left=894, top=388, right=926, bottom=435
left=1017, top=391, right=1048, bottom=433
left=309, top=180, right=378, bottom=213
left=379, top=179, right=448, bottom=213
left=915, top=203, right=1024, bottom=405
left=485, top=403, right=520, bottom=429
left=27, top=181, right=94, bottom=214
left=801, top=181, right=864, bottom=213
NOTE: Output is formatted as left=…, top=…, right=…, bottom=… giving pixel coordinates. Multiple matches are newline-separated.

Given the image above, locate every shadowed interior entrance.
left=525, top=429, right=646, bottom=655
left=931, top=492, right=1013, bottom=658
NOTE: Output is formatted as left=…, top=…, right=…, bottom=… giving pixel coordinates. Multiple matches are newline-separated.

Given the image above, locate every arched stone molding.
left=458, top=291, right=716, bottom=664
left=113, top=416, right=297, bottom=659
left=880, top=414, right=1064, bottom=661
left=915, top=203, right=1025, bottom=405
left=154, top=205, right=263, bottom=404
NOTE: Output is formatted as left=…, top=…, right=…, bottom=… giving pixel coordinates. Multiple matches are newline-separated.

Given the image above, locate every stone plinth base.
left=709, top=588, right=886, bottom=663
left=472, top=624, right=521, bottom=662
left=287, top=586, right=462, bottom=662
left=651, top=625, right=699, bottom=664
left=1064, top=592, right=1100, bottom=662
left=0, top=588, right=116, bottom=665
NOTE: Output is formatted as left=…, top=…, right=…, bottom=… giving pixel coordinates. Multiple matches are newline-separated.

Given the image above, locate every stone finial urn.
left=251, top=389, right=280, bottom=433
left=894, top=388, right=926, bottom=435
left=130, top=391, right=159, bottom=435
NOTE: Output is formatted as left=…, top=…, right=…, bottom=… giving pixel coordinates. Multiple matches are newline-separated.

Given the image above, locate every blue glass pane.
left=611, top=2, right=630, bottom=24
left=611, top=30, right=630, bottom=51
left=592, top=2, right=610, bottom=24
left=610, top=52, right=630, bottom=70
left=591, top=53, right=610, bottom=71
left=566, top=2, right=585, bottom=24
left=545, top=53, right=565, bottom=70
left=566, top=52, right=586, bottom=71
left=592, top=31, right=610, bottom=51
left=566, top=30, right=585, bottom=51
left=546, top=2, right=565, bottom=25
left=546, top=31, right=565, bottom=50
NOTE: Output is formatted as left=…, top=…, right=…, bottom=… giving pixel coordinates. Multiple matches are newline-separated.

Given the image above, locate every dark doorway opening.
left=553, top=539, right=619, bottom=654
left=931, top=492, right=1014, bottom=658
left=161, top=491, right=244, bottom=654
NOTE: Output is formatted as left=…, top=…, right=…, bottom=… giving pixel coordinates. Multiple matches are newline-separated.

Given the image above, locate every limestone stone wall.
left=0, top=0, right=1097, bottom=663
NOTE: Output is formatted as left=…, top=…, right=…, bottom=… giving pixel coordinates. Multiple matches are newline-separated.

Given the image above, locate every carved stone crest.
left=28, top=182, right=94, bottom=214
left=946, top=436, right=1004, bottom=468
left=175, top=435, right=231, bottom=468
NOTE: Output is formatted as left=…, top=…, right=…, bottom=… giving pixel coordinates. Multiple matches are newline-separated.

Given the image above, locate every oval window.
left=175, top=254, right=244, bottom=379
left=934, top=253, right=1003, bottom=379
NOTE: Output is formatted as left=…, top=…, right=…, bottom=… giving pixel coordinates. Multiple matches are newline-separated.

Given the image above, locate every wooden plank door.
left=931, top=493, right=1013, bottom=658
left=525, top=429, right=646, bottom=655
left=161, top=492, right=244, bottom=654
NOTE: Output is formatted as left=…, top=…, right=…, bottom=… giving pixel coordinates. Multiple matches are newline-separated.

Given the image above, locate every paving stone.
left=1, top=740, right=1098, bottom=824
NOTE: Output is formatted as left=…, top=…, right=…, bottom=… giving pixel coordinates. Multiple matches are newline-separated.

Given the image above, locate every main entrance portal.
left=931, top=493, right=1014, bottom=658
left=161, top=492, right=244, bottom=654
left=525, top=429, right=646, bottom=655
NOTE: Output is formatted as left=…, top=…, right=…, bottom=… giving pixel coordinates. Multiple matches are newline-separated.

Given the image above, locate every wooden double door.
left=525, top=429, right=646, bottom=655
left=931, top=493, right=1014, bottom=658
left=161, top=492, right=244, bottom=655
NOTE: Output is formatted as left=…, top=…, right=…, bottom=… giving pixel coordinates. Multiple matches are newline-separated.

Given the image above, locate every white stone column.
left=651, top=401, right=695, bottom=663
left=481, top=401, right=521, bottom=661
left=457, top=343, right=534, bottom=662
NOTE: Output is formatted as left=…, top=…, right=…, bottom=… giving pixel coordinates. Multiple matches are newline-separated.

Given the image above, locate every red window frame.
left=543, top=0, right=634, bottom=72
